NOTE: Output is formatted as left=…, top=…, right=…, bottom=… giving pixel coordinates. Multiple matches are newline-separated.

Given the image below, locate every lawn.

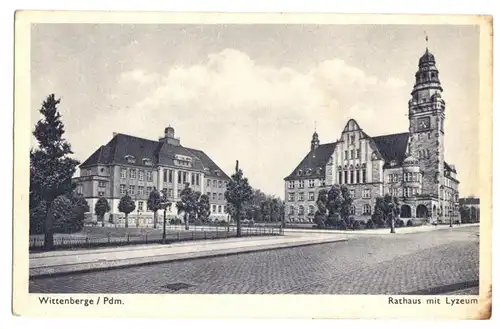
left=29, top=225, right=283, bottom=251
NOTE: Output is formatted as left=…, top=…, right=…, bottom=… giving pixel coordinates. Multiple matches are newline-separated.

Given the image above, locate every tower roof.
left=418, top=48, right=436, bottom=66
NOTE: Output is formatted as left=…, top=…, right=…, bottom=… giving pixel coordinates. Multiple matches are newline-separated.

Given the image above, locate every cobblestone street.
left=29, top=226, right=479, bottom=295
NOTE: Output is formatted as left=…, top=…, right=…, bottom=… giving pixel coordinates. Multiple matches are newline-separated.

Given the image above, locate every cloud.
left=92, top=49, right=410, bottom=197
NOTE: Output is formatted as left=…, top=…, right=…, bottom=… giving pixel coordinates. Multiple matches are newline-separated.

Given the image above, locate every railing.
left=29, top=225, right=283, bottom=251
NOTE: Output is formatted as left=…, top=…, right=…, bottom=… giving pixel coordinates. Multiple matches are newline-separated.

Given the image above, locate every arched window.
left=298, top=205, right=304, bottom=215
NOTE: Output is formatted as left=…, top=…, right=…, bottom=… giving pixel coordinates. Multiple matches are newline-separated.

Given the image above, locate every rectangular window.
left=128, top=185, right=135, bottom=195
left=350, top=150, right=354, bottom=159
left=98, top=191, right=105, bottom=197
left=138, top=186, right=144, bottom=196
left=98, top=181, right=106, bottom=187
left=146, top=186, right=152, bottom=195
left=350, top=189, right=356, bottom=198
left=298, top=192, right=304, bottom=201
left=120, top=184, right=126, bottom=195
left=168, top=170, right=173, bottom=183
left=362, top=169, right=366, bottom=183
left=182, top=172, right=187, bottom=184
left=212, top=205, right=217, bottom=213
left=350, top=171, right=354, bottom=184
left=207, top=179, right=211, bottom=187
left=344, top=150, right=348, bottom=160
left=363, top=189, right=371, bottom=199
left=356, top=149, right=360, bottom=159
left=146, top=171, right=152, bottom=182
left=343, top=171, right=348, bottom=184
left=218, top=193, right=222, bottom=201
left=219, top=181, right=222, bottom=188
left=120, top=168, right=127, bottom=179
left=196, top=174, right=200, bottom=186
left=356, top=170, right=360, bottom=183
left=130, top=169, right=137, bottom=179
left=320, top=179, right=326, bottom=187
left=218, top=205, right=222, bottom=213
left=138, top=201, right=144, bottom=212
left=299, top=180, right=304, bottom=188
left=308, top=180, right=315, bottom=188
left=308, top=192, right=315, bottom=201
left=178, top=171, right=182, bottom=184
left=288, top=193, right=295, bottom=202
left=338, top=171, right=342, bottom=184
left=139, top=170, right=144, bottom=181
left=213, top=180, right=217, bottom=188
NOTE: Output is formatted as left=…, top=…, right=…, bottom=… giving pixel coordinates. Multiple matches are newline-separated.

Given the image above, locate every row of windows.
left=288, top=204, right=372, bottom=216
left=418, top=149, right=431, bottom=159
left=388, top=172, right=422, bottom=183
left=288, top=192, right=315, bottom=202
left=288, top=179, right=323, bottom=189
left=124, top=155, right=153, bottom=166
left=295, top=167, right=323, bottom=177
left=120, top=185, right=154, bottom=196
left=388, top=187, right=421, bottom=197
left=344, top=149, right=361, bottom=161
left=337, top=169, right=367, bottom=185
left=206, top=179, right=227, bottom=189
left=212, top=204, right=225, bottom=213
left=412, top=132, right=433, bottom=142
left=121, top=168, right=153, bottom=181
left=288, top=189, right=372, bottom=201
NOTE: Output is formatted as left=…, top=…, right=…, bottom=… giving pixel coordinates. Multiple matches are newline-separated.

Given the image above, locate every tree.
left=176, top=183, right=201, bottom=230
left=118, top=192, right=135, bottom=228
left=225, top=160, right=254, bottom=237
left=261, top=200, right=272, bottom=222
left=373, top=194, right=400, bottom=233
left=30, top=94, right=80, bottom=250
left=156, top=189, right=172, bottom=243
left=197, top=194, right=211, bottom=222
left=147, top=187, right=162, bottom=229
left=94, top=197, right=111, bottom=227
left=314, top=189, right=329, bottom=228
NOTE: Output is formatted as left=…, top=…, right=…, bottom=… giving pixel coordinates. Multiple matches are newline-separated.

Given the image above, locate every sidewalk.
left=29, top=233, right=347, bottom=278
left=284, top=223, right=480, bottom=235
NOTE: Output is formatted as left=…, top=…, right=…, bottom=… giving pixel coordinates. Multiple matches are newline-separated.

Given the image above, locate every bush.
left=219, top=219, right=227, bottom=225
left=193, top=218, right=202, bottom=226
left=337, top=220, right=347, bottom=230
left=365, top=219, right=375, bottom=229
left=395, top=219, right=405, bottom=228
left=169, top=218, right=182, bottom=225
left=406, top=220, right=413, bottom=227
left=352, top=220, right=361, bottom=230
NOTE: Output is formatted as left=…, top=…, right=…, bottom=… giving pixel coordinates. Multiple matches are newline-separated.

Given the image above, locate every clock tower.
left=408, top=47, right=446, bottom=201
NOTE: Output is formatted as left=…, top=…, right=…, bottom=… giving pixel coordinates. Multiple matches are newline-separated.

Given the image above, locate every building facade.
left=284, top=48, right=460, bottom=225
left=73, top=126, right=231, bottom=226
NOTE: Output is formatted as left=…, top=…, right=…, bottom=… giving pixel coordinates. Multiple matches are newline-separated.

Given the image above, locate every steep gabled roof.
left=284, top=143, right=336, bottom=181
left=185, top=147, right=230, bottom=180
left=79, top=133, right=230, bottom=179
left=444, top=161, right=457, bottom=173
left=372, top=132, right=410, bottom=166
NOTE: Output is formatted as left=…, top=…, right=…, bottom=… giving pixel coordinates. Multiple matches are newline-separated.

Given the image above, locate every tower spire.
left=425, top=32, right=429, bottom=50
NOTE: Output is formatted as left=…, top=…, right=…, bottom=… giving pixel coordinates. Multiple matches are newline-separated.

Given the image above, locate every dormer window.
left=297, top=170, right=303, bottom=176
left=124, top=155, right=136, bottom=164
left=142, top=158, right=153, bottom=166
left=306, top=168, right=312, bottom=175
left=390, top=160, right=397, bottom=166
left=214, top=170, right=221, bottom=176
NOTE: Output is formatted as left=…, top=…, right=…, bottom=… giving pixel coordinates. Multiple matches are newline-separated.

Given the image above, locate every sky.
left=30, top=23, right=480, bottom=199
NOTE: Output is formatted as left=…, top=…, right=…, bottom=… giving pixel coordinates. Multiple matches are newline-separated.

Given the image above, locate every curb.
left=29, top=238, right=348, bottom=279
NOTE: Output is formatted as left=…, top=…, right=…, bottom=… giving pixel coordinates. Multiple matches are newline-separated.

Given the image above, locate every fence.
left=29, top=225, right=283, bottom=251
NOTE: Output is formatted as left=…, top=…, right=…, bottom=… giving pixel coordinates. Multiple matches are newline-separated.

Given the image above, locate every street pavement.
left=29, top=226, right=479, bottom=295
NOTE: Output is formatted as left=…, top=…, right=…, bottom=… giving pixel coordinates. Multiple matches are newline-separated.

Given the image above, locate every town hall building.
left=284, top=47, right=460, bottom=225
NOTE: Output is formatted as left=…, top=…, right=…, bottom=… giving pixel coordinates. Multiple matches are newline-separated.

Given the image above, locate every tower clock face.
left=417, top=117, right=431, bottom=131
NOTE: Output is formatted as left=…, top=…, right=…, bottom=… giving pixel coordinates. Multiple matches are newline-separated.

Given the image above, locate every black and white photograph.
left=12, top=11, right=492, bottom=319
